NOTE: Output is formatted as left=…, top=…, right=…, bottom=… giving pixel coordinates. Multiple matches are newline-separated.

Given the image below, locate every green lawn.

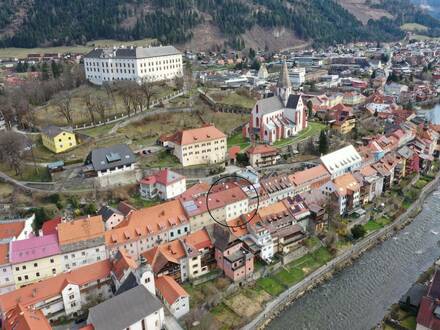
left=0, top=163, right=52, bottom=182
left=142, top=150, right=181, bottom=168
left=256, top=277, right=284, bottom=296
left=400, top=315, right=417, bottom=330
left=363, top=220, right=383, bottom=233
left=414, top=179, right=429, bottom=189
left=220, top=92, right=255, bottom=109
left=227, top=132, right=250, bottom=150
left=273, top=122, right=326, bottom=148
left=274, top=268, right=304, bottom=287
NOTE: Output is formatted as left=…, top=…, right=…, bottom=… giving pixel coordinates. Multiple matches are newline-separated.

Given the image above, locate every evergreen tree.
left=318, top=130, right=329, bottom=155
left=41, top=62, right=50, bottom=80
left=307, top=100, right=314, bottom=119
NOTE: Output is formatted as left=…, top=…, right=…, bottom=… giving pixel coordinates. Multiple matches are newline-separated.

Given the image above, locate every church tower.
left=276, top=60, right=292, bottom=106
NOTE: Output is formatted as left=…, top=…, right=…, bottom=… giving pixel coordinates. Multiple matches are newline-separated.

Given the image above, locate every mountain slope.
left=0, top=0, right=438, bottom=50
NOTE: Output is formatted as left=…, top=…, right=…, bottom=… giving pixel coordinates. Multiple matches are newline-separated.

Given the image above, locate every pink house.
left=10, top=234, right=61, bottom=264
left=212, top=225, right=254, bottom=282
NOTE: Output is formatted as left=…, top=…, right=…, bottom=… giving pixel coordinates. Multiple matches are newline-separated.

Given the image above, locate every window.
left=145, top=277, right=150, bottom=283
left=17, top=276, right=22, bottom=281
left=15, top=267, right=19, bottom=271
left=50, top=259, right=54, bottom=263
left=82, top=252, right=86, bottom=256
left=34, top=263, right=37, bottom=267
left=36, top=272, right=40, bottom=277
left=22, top=265, right=26, bottom=270
left=69, top=294, right=75, bottom=299
left=24, top=275, right=28, bottom=280
left=52, top=268, right=56, bottom=274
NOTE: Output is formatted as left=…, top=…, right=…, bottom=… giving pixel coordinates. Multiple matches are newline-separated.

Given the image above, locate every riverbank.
left=243, top=170, right=440, bottom=330
left=379, top=260, right=438, bottom=330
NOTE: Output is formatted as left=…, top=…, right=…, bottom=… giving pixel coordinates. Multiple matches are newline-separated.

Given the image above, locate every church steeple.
left=277, top=60, right=291, bottom=106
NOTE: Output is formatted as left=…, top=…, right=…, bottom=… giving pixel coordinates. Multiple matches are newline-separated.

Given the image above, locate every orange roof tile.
left=289, top=165, right=330, bottom=186
left=4, top=304, right=52, bottom=330
left=246, top=144, right=278, bottom=155
left=0, top=243, right=9, bottom=265
left=0, top=222, right=25, bottom=240
left=105, top=200, right=188, bottom=247
left=57, top=216, right=105, bottom=246
left=258, top=202, right=288, bottom=218
left=228, top=146, right=241, bottom=159
left=112, top=248, right=138, bottom=281
left=333, top=173, right=360, bottom=196
left=0, top=260, right=111, bottom=313
left=155, top=275, right=188, bottom=305
left=161, top=124, right=226, bottom=146
left=184, top=229, right=212, bottom=250
left=143, top=240, right=186, bottom=274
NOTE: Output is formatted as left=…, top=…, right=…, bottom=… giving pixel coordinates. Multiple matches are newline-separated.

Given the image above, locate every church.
left=243, top=62, right=307, bottom=144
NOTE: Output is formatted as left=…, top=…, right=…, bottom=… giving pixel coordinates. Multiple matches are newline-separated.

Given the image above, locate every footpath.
left=243, top=171, right=440, bottom=330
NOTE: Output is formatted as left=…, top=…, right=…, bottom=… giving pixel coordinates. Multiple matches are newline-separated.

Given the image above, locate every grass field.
left=401, top=23, right=428, bottom=32
left=0, top=38, right=155, bottom=59
left=273, top=122, right=326, bottom=147
left=34, top=83, right=175, bottom=127
left=208, top=90, right=256, bottom=109
left=227, top=132, right=251, bottom=150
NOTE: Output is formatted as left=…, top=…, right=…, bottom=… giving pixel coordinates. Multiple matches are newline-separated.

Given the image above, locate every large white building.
left=84, top=45, right=183, bottom=85
left=320, top=145, right=362, bottom=179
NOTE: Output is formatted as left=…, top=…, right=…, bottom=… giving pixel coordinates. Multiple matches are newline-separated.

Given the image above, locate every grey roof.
left=41, top=125, right=72, bottom=138
left=286, top=94, right=301, bottom=109
left=98, top=205, right=122, bottom=222
left=397, top=146, right=414, bottom=159
left=86, top=144, right=135, bottom=172
left=277, top=61, right=292, bottom=89
left=255, top=96, right=284, bottom=115
left=88, top=286, right=163, bottom=330
left=85, top=45, right=181, bottom=59
left=115, top=272, right=138, bottom=296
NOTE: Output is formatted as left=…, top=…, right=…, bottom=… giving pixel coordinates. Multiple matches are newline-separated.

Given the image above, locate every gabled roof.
left=10, top=234, right=60, bottom=264
left=57, top=216, right=105, bottom=246
left=0, top=221, right=26, bottom=240
left=0, top=260, right=112, bottom=313
left=156, top=275, right=188, bottom=305
left=112, top=248, right=138, bottom=281
left=160, top=124, right=226, bottom=146
left=246, top=144, right=278, bottom=156
left=105, top=200, right=188, bottom=246
left=140, top=169, right=185, bottom=186
left=4, top=304, right=52, bottom=330
left=41, top=125, right=73, bottom=138
left=98, top=206, right=122, bottom=222
left=41, top=216, right=62, bottom=236
left=86, top=144, right=135, bottom=172
left=289, top=165, right=330, bottom=186
left=254, top=96, right=284, bottom=115
left=87, top=286, right=163, bottom=330
left=333, top=173, right=360, bottom=197
left=286, top=94, right=301, bottom=109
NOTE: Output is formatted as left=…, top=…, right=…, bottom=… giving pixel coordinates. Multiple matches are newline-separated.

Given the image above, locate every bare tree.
left=84, top=93, right=97, bottom=124
left=139, top=77, right=158, bottom=110
left=53, top=91, right=74, bottom=126
left=0, top=131, right=25, bottom=176
left=0, top=96, right=14, bottom=129
left=93, top=95, right=108, bottom=123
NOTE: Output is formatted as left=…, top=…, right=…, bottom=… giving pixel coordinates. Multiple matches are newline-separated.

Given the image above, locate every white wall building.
left=320, top=145, right=362, bottom=179
left=84, top=45, right=183, bottom=86
left=155, top=275, right=189, bottom=319
left=140, top=169, right=186, bottom=200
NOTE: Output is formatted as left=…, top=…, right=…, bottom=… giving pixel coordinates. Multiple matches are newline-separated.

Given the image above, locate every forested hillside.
left=0, top=0, right=439, bottom=50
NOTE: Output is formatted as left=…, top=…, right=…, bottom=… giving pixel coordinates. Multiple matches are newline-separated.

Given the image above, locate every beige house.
left=160, top=124, right=226, bottom=167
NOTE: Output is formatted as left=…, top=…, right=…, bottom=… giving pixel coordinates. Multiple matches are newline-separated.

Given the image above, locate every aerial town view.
left=1, top=1, right=440, bottom=330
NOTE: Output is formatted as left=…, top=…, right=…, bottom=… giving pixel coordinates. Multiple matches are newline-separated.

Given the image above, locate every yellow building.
left=10, top=234, right=63, bottom=288
left=331, top=117, right=356, bottom=135
left=41, top=125, right=77, bottom=153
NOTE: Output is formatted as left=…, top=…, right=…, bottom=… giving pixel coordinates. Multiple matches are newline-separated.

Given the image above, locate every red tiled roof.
left=160, top=124, right=226, bottom=146
left=155, top=275, right=188, bottom=305
left=4, top=304, right=52, bottom=330
left=0, top=260, right=112, bottom=313
left=0, top=222, right=25, bottom=240
left=0, top=243, right=9, bottom=265
left=228, top=146, right=241, bottom=159
left=112, top=248, right=138, bottom=281
left=41, top=217, right=62, bottom=236
left=246, top=144, right=278, bottom=155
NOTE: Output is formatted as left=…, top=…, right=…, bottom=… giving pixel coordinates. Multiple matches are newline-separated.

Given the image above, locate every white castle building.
left=83, top=45, right=183, bottom=85
left=243, top=61, right=307, bottom=144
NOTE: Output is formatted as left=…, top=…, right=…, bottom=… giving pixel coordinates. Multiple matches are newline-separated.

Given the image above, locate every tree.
left=307, top=100, right=314, bottom=119
left=0, top=131, right=25, bottom=176
left=139, top=77, right=158, bottom=110
left=53, top=91, right=73, bottom=125
left=351, top=224, right=366, bottom=239
left=41, top=62, right=50, bottom=80
left=318, top=130, right=329, bottom=155
left=84, top=93, right=97, bottom=124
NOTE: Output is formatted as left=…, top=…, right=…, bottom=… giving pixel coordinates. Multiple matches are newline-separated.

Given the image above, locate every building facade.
left=84, top=45, right=183, bottom=85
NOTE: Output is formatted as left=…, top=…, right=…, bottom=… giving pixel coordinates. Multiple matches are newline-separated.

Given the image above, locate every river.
left=267, top=187, right=440, bottom=330
left=418, top=103, right=440, bottom=124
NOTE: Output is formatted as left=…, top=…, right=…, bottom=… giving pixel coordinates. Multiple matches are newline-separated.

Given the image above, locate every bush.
left=351, top=224, right=366, bottom=239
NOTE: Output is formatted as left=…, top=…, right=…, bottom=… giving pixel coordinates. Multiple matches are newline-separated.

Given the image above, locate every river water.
left=418, top=103, right=440, bottom=124
left=267, top=187, right=440, bottom=330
